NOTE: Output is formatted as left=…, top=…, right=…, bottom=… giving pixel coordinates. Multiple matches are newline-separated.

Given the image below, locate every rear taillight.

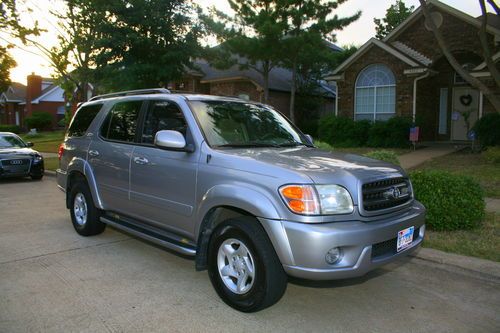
left=58, top=143, right=64, bottom=160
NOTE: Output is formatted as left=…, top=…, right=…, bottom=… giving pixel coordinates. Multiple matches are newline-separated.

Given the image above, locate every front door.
left=451, top=87, right=479, bottom=141
left=129, top=100, right=198, bottom=236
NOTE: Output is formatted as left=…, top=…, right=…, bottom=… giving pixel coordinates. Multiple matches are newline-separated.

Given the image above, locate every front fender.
left=194, top=183, right=282, bottom=237
left=67, top=157, right=104, bottom=209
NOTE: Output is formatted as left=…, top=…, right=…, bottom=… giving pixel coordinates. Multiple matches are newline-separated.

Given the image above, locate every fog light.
left=325, top=247, right=343, bottom=265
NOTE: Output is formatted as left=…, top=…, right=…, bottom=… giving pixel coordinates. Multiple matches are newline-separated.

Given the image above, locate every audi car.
left=0, top=132, right=44, bottom=180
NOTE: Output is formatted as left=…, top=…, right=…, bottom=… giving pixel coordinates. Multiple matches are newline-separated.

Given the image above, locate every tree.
left=279, top=0, right=361, bottom=122
left=374, top=0, right=414, bottom=40
left=92, top=0, right=205, bottom=91
left=203, top=0, right=287, bottom=103
left=419, top=0, right=500, bottom=112
left=0, top=45, right=16, bottom=91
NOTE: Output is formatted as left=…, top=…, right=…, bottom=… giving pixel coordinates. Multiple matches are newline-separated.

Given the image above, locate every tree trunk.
left=419, top=0, right=500, bottom=111
left=289, top=59, right=297, bottom=123
left=487, top=0, right=500, bottom=14
left=479, top=0, right=500, bottom=90
left=262, top=61, right=270, bottom=103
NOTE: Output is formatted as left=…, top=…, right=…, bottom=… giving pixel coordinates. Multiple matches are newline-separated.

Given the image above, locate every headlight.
left=279, top=184, right=353, bottom=215
left=34, top=155, right=43, bottom=162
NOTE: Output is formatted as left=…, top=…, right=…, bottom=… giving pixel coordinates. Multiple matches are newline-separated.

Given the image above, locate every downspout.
left=412, top=71, right=430, bottom=122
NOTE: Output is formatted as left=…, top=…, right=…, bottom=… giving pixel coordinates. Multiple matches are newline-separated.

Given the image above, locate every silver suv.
left=57, top=88, right=425, bottom=312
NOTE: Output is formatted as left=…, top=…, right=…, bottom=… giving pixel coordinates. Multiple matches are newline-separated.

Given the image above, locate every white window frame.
left=354, top=64, right=396, bottom=121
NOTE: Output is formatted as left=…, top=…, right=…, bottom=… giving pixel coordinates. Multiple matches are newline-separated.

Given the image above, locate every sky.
left=2, top=0, right=484, bottom=84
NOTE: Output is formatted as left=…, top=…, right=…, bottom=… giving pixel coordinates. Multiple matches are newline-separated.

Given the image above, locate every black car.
left=0, top=132, right=44, bottom=180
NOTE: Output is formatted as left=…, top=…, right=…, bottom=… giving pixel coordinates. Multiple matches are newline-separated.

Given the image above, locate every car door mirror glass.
left=26, top=142, right=34, bottom=147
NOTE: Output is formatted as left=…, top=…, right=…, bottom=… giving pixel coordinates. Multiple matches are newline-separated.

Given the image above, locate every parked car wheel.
left=208, top=217, right=287, bottom=312
left=69, top=180, right=105, bottom=236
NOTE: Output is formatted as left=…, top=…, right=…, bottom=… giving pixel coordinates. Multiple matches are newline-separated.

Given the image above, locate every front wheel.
left=208, top=217, right=287, bottom=312
left=69, top=180, right=105, bottom=236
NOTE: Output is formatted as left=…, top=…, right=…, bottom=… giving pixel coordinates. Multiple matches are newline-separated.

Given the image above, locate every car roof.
left=0, top=132, right=18, bottom=136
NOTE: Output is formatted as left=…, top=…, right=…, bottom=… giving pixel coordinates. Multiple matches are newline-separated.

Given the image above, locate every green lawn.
left=423, top=213, right=499, bottom=262
left=415, top=151, right=500, bottom=198
left=44, top=157, right=59, bottom=171
left=314, top=141, right=411, bottom=156
left=20, top=131, right=65, bottom=153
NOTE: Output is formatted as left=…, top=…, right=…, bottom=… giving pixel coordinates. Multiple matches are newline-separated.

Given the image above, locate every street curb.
left=411, top=247, right=500, bottom=280
left=44, top=170, right=57, bottom=177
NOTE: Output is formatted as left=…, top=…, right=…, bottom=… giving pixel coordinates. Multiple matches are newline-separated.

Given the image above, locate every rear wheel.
left=208, top=217, right=287, bottom=312
left=69, top=180, right=105, bottom=236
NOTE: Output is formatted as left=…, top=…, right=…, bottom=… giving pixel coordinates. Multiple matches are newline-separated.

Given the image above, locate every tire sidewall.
left=69, top=181, right=102, bottom=235
left=208, top=225, right=268, bottom=311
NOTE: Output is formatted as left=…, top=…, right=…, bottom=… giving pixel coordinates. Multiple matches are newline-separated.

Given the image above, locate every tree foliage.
left=0, top=45, right=16, bottom=92
left=374, top=0, right=414, bottom=40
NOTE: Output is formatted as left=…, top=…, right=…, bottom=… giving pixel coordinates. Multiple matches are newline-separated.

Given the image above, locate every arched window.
left=355, top=64, right=396, bottom=121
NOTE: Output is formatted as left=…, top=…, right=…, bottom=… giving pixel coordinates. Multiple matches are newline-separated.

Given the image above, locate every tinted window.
left=141, top=101, right=187, bottom=144
left=100, top=101, right=142, bottom=142
left=67, top=103, right=103, bottom=137
left=0, top=134, right=26, bottom=148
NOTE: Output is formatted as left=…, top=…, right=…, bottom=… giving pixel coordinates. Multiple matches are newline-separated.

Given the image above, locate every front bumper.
left=0, top=159, right=44, bottom=178
left=259, top=201, right=426, bottom=280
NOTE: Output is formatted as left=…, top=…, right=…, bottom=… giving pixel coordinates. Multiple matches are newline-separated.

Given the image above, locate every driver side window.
left=141, top=101, right=188, bottom=144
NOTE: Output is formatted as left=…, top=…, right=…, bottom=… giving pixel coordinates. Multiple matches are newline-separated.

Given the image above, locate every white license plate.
left=397, top=226, right=414, bottom=252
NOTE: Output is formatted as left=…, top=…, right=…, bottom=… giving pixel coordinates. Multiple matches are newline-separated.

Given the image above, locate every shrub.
left=318, top=115, right=371, bottom=147
left=0, top=124, right=21, bottom=133
left=483, top=147, right=500, bottom=164
left=364, top=150, right=400, bottom=165
left=410, top=170, right=485, bottom=231
left=57, top=117, right=66, bottom=128
left=298, top=118, right=319, bottom=138
left=367, top=116, right=412, bottom=148
left=314, top=140, right=334, bottom=151
left=473, top=112, right=500, bottom=147
left=24, top=112, right=53, bottom=130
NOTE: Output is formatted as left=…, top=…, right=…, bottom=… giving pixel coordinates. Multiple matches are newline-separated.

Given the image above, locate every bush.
left=410, top=170, right=485, bottom=231
left=473, top=112, right=500, bottom=147
left=367, top=117, right=412, bottom=148
left=364, top=150, right=400, bottom=165
left=314, top=140, right=334, bottom=151
left=318, top=115, right=371, bottom=147
left=57, top=117, right=66, bottom=128
left=24, top=112, right=53, bottom=131
left=0, top=124, right=21, bottom=133
left=483, top=147, right=500, bottom=164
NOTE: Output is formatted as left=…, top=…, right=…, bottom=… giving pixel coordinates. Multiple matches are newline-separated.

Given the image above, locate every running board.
left=100, top=214, right=196, bottom=256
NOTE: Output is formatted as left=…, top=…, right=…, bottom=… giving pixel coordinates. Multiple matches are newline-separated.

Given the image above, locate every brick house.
left=170, top=57, right=337, bottom=119
left=0, top=73, right=66, bottom=129
left=325, top=0, right=500, bottom=141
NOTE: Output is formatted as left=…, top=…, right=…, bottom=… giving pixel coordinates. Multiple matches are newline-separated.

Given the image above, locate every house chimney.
left=26, top=73, right=42, bottom=117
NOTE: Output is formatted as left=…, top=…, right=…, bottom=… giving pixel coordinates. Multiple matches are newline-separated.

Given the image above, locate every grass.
left=44, top=157, right=59, bottom=171
left=414, top=150, right=500, bottom=198
left=20, top=130, right=65, bottom=153
left=423, top=213, right=499, bottom=262
left=314, top=140, right=411, bottom=156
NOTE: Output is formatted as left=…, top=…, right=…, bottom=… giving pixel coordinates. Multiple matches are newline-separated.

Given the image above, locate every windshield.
left=189, top=100, right=310, bottom=148
left=0, top=135, right=26, bottom=149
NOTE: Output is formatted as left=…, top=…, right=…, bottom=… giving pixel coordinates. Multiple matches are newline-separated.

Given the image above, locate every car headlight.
left=279, top=184, right=353, bottom=215
left=34, top=155, right=43, bottom=162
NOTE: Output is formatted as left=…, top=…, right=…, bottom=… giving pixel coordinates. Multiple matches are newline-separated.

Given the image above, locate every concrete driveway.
left=1, top=177, right=499, bottom=333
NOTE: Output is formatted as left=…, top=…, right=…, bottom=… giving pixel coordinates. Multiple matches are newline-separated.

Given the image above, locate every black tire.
left=31, top=174, right=43, bottom=180
left=208, top=217, right=287, bottom=312
left=69, top=180, right=105, bottom=236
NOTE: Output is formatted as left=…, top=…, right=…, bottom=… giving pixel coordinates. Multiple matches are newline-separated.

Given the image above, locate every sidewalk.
left=485, top=197, right=500, bottom=214
left=399, top=145, right=460, bottom=169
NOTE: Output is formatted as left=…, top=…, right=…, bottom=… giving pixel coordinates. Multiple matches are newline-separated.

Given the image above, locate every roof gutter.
left=412, top=70, right=431, bottom=122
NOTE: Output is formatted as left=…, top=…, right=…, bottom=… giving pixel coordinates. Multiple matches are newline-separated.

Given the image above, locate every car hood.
left=216, top=146, right=406, bottom=184
left=0, top=147, right=40, bottom=159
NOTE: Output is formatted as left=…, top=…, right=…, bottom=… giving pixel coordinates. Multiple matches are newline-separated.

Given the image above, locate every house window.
left=355, top=64, right=396, bottom=121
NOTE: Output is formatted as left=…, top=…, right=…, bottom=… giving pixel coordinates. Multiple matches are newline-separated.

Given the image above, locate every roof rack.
left=88, top=88, right=171, bottom=102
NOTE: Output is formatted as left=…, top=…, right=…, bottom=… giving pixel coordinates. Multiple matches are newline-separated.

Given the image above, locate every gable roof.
left=1, top=82, right=26, bottom=102
left=384, top=0, right=500, bottom=42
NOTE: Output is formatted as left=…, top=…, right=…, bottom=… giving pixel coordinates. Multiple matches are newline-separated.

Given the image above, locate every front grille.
left=371, top=227, right=420, bottom=259
left=362, top=177, right=412, bottom=212
left=0, top=158, right=31, bottom=174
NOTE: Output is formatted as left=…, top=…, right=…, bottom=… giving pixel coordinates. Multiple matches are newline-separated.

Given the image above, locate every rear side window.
left=100, top=101, right=142, bottom=142
left=67, top=103, right=103, bottom=137
left=141, top=101, right=187, bottom=144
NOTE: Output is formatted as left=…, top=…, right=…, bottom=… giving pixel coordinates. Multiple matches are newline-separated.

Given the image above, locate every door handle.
left=88, top=150, right=99, bottom=157
left=134, top=156, right=149, bottom=165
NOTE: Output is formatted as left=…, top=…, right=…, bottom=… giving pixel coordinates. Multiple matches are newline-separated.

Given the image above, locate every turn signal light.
left=279, top=185, right=319, bottom=215
left=58, top=143, right=64, bottom=160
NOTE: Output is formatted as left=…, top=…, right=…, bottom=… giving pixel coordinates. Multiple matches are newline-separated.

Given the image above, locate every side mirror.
left=26, top=142, right=34, bottom=147
left=304, top=134, right=314, bottom=145
left=154, top=130, right=194, bottom=152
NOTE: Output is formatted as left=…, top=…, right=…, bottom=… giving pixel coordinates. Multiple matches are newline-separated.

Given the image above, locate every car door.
left=87, top=99, right=143, bottom=215
left=129, top=99, right=199, bottom=236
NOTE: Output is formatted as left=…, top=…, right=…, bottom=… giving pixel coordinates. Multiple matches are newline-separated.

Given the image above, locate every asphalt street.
left=1, top=177, right=499, bottom=333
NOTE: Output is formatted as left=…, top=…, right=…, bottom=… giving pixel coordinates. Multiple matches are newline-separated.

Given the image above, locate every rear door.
left=87, top=100, right=143, bottom=214
left=128, top=99, right=199, bottom=236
